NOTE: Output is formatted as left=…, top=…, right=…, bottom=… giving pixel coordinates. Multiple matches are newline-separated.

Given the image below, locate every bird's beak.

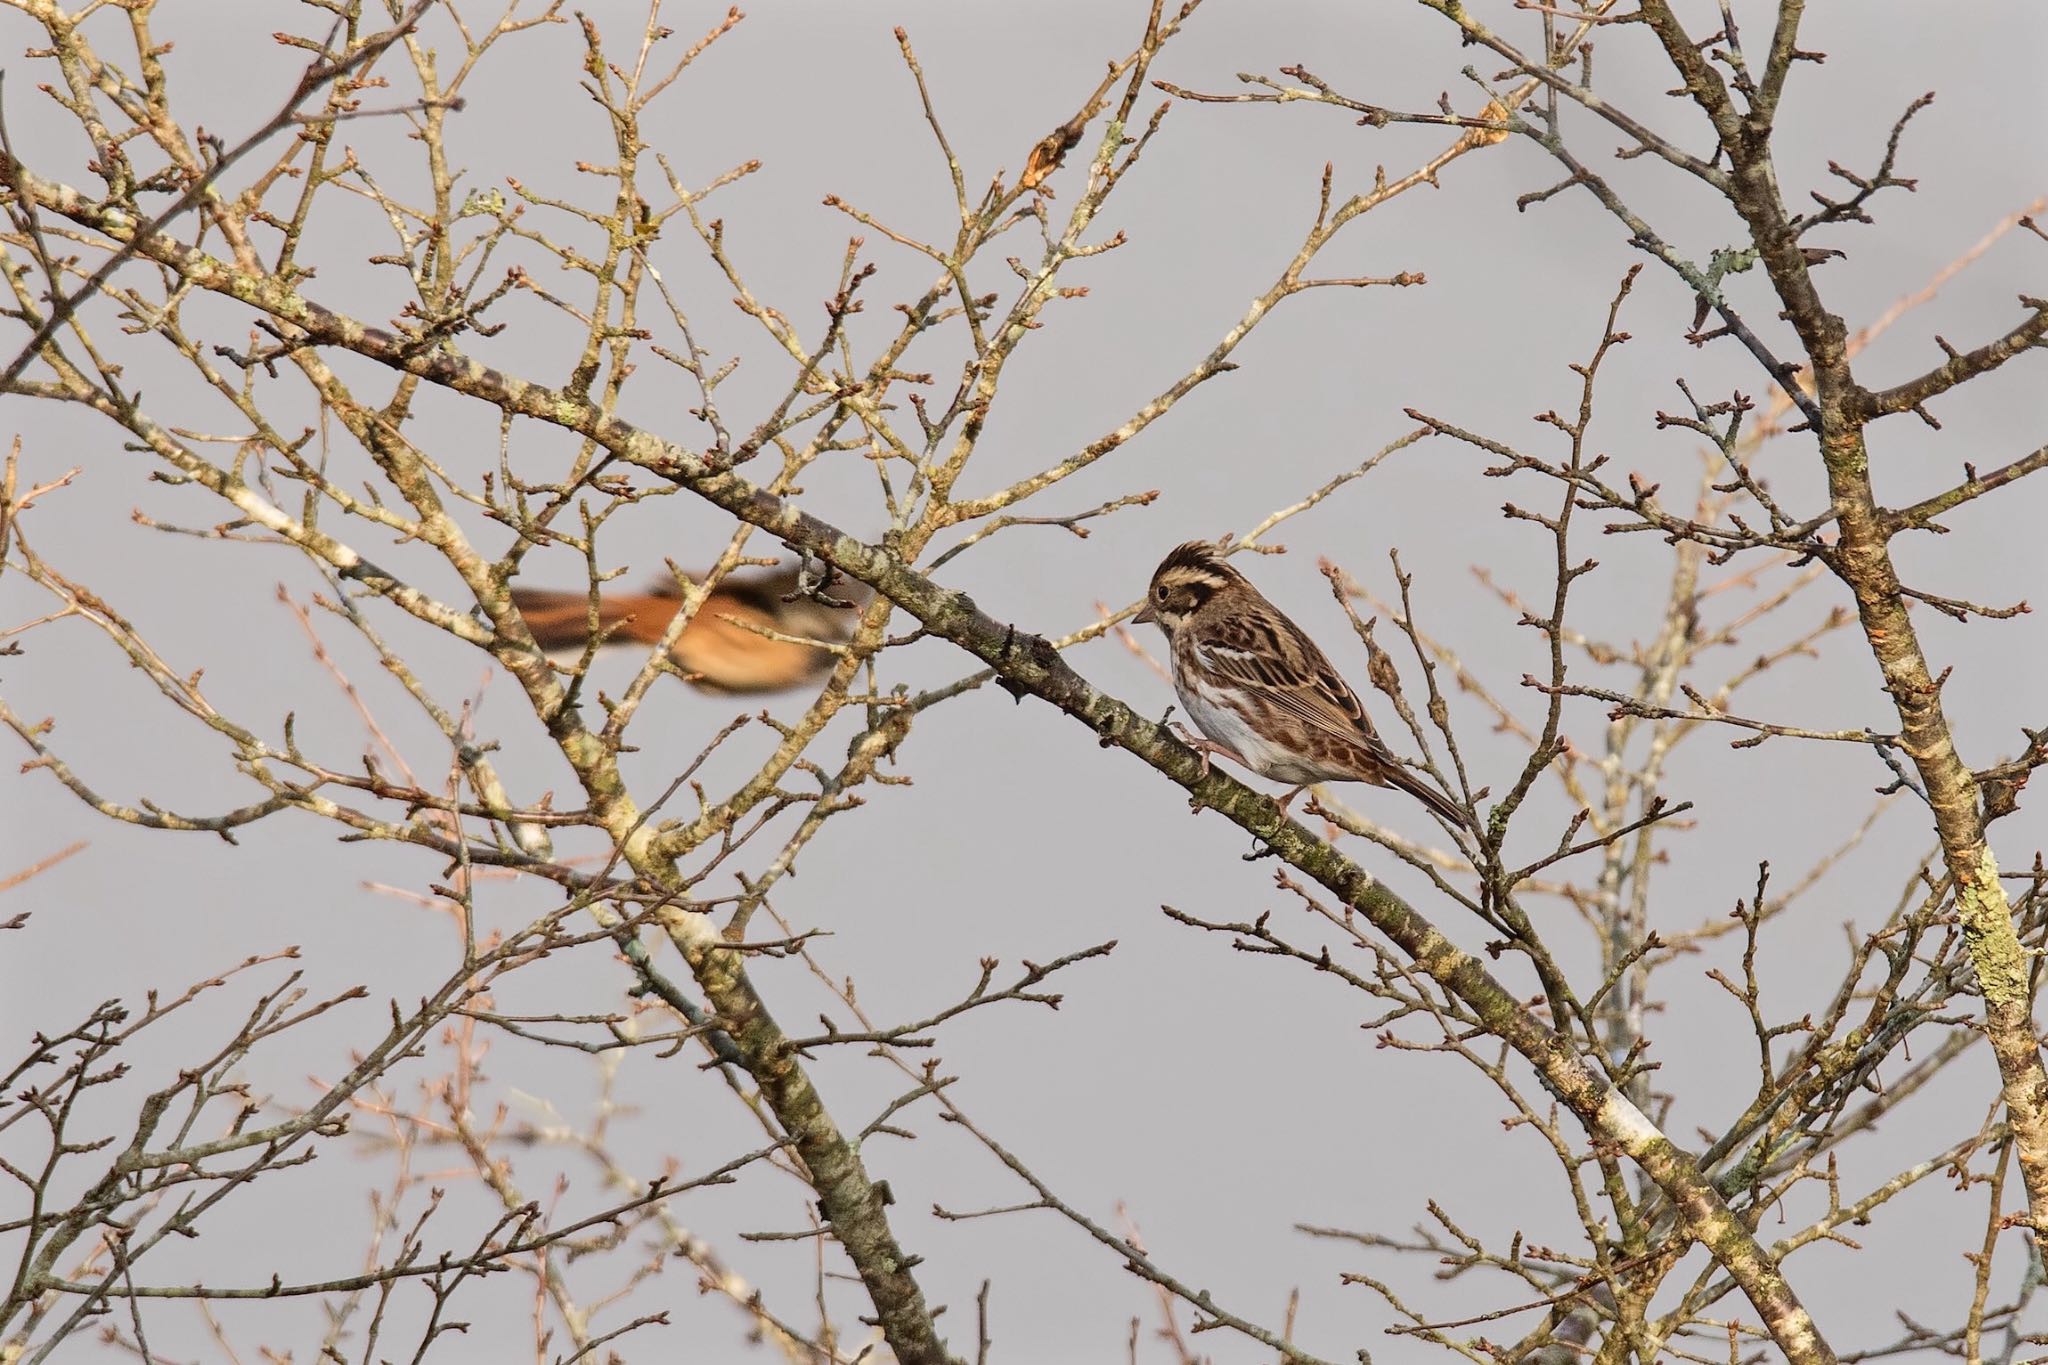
left=1132, top=601, right=1156, bottom=625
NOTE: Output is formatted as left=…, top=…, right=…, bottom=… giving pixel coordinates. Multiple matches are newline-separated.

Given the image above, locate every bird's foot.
left=1167, top=722, right=1242, bottom=781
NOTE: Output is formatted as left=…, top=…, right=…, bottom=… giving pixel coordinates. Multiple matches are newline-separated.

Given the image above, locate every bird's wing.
left=1197, top=607, right=1384, bottom=750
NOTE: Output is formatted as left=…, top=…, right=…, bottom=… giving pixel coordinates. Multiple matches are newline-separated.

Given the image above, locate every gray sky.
left=5, top=1, right=2046, bottom=1360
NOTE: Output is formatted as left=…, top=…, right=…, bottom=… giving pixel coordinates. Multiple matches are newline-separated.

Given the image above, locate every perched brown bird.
left=510, top=564, right=865, bottom=694
left=1133, top=541, right=1467, bottom=828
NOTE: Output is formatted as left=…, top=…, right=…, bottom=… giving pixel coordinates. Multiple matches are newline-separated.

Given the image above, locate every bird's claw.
left=1167, top=720, right=1224, bottom=779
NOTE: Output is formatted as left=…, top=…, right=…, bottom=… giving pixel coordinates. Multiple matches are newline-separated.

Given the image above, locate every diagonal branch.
left=1885, top=441, right=2048, bottom=534
left=1857, top=301, right=2048, bottom=422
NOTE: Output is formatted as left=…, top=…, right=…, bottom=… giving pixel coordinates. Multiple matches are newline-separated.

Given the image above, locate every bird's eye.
left=1154, top=585, right=1169, bottom=601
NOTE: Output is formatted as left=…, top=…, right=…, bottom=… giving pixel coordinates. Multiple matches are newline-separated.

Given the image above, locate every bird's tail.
left=1385, top=763, right=1471, bottom=831
left=507, top=587, right=656, bottom=653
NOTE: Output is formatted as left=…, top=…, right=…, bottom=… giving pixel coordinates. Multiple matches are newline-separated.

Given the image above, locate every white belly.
left=1175, top=676, right=1333, bottom=784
